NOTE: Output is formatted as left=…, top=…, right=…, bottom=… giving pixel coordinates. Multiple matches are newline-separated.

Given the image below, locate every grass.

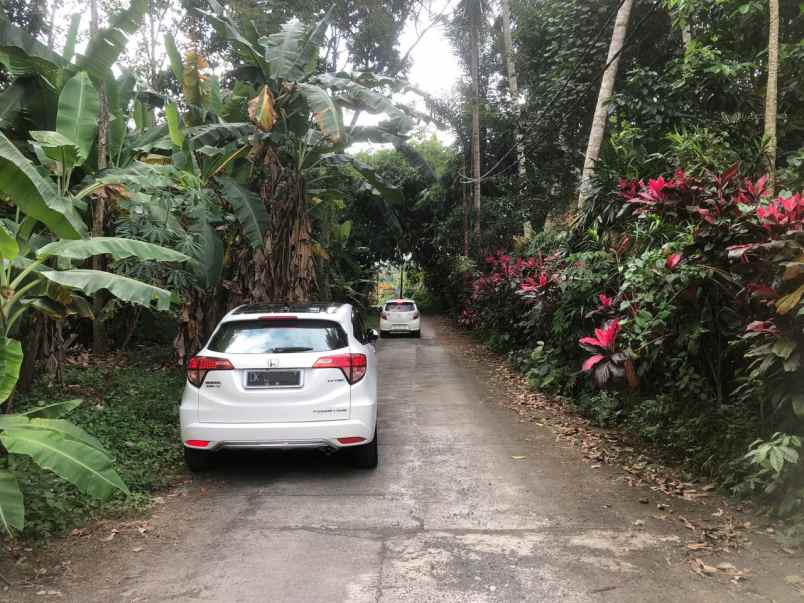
left=10, top=349, right=185, bottom=541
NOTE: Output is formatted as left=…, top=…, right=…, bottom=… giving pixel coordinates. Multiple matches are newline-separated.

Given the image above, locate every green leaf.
left=190, top=219, right=223, bottom=289
left=27, top=418, right=107, bottom=453
left=298, top=84, right=344, bottom=144
left=56, top=70, right=101, bottom=165
left=0, top=427, right=128, bottom=498
left=0, top=222, right=19, bottom=260
left=164, top=32, right=184, bottom=82
left=0, top=18, right=66, bottom=82
left=0, top=469, right=24, bottom=535
left=165, top=102, right=185, bottom=147
left=768, top=447, right=784, bottom=473
left=75, top=0, right=147, bottom=80
left=0, top=337, right=22, bottom=404
left=38, top=237, right=191, bottom=263
left=215, top=177, right=267, bottom=249
left=771, top=337, right=796, bottom=360
left=0, top=80, right=26, bottom=129
left=262, top=20, right=309, bottom=81
left=29, top=130, right=79, bottom=170
left=0, top=132, right=86, bottom=239
left=315, top=74, right=414, bottom=132
left=62, top=14, right=81, bottom=62
left=39, top=269, right=174, bottom=311
left=793, top=395, right=804, bottom=418
left=22, top=399, right=82, bottom=419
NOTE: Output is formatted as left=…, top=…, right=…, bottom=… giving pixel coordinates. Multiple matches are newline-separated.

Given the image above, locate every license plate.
left=245, top=370, right=302, bottom=388
left=392, top=324, right=408, bottom=330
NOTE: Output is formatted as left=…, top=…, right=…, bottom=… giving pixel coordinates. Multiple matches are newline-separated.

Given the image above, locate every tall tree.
left=763, top=0, right=779, bottom=195
left=500, top=0, right=524, bottom=181
left=577, top=0, right=634, bottom=208
left=468, top=0, right=482, bottom=245
left=89, top=0, right=110, bottom=354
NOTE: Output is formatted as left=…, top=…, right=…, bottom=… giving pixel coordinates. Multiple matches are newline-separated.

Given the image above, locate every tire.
left=412, top=330, right=421, bottom=338
left=184, top=447, right=213, bottom=472
left=349, top=431, right=378, bottom=469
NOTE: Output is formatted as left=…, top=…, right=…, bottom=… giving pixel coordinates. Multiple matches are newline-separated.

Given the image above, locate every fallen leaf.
left=687, top=543, right=709, bottom=551
left=511, top=455, right=526, bottom=460
left=132, top=547, right=143, bottom=553
left=100, top=529, right=119, bottom=542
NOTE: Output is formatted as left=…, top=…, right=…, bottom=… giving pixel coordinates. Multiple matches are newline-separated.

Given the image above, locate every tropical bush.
left=455, top=165, right=804, bottom=513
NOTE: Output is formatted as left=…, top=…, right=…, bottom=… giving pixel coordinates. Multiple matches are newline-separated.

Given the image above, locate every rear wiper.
left=270, top=346, right=314, bottom=353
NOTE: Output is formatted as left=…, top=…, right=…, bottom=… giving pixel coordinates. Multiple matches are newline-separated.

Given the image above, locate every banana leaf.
left=22, top=399, right=82, bottom=419
left=0, top=427, right=128, bottom=498
left=75, top=0, right=147, bottom=80
left=0, top=470, right=24, bottom=535
left=0, top=132, right=86, bottom=239
left=39, top=270, right=175, bottom=311
left=0, top=337, right=22, bottom=403
left=38, top=237, right=191, bottom=263
left=215, top=177, right=268, bottom=249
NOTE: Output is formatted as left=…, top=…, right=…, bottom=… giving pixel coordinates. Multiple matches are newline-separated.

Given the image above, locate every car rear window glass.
left=385, top=302, right=415, bottom=312
left=207, top=320, right=347, bottom=354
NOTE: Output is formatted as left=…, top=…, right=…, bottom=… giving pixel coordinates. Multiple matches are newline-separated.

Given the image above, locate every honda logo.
left=267, top=359, right=279, bottom=368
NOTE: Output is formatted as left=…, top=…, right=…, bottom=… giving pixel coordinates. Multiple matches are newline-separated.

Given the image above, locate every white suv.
left=180, top=303, right=379, bottom=471
left=379, top=299, right=421, bottom=337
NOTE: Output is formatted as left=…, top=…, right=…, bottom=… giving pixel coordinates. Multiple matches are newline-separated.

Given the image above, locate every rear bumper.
left=180, top=414, right=376, bottom=451
left=379, top=318, right=421, bottom=332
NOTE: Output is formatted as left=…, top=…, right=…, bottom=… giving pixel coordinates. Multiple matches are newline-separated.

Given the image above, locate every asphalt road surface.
left=12, top=318, right=801, bottom=602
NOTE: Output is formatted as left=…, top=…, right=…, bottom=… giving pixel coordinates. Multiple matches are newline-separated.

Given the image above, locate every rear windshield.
left=385, top=302, right=415, bottom=312
left=207, top=320, right=347, bottom=354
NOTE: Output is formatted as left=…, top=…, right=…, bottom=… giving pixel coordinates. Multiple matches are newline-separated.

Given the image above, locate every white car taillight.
left=187, top=356, right=234, bottom=387
left=313, top=353, right=367, bottom=384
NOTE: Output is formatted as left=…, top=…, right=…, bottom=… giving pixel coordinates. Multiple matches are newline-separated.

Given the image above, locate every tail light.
left=187, top=356, right=234, bottom=387
left=313, top=353, right=367, bottom=384
left=412, top=311, right=419, bottom=319
left=381, top=311, right=388, bottom=320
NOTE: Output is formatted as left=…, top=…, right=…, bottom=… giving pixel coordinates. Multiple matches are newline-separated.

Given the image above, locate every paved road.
left=24, top=319, right=799, bottom=602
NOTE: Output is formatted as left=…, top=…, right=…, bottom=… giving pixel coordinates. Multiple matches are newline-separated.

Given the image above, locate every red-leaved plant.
left=579, top=320, right=631, bottom=387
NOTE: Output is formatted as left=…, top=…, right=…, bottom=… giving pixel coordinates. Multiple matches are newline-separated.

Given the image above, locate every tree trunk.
left=500, top=0, right=525, bottom=182
left=462, top=155, right=469, bottom=257
left=232, top=147, right=315, bottom=305
left=577, top=0, right=634, bottom=208
left=90, top=0, right=110, bottom=354
left=469, top=1, right=482, bottom=248
left=763, top=0, right=779, bottom=196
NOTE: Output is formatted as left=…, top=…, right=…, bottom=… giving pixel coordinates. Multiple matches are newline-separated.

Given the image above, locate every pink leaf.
left=665, top=253, right=682, bottom=270
left=582, top=355, right=605, bottom=372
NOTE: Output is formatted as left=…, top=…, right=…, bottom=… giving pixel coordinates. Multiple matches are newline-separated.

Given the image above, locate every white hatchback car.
left=379, top=299, right=421, bottom=337
left=180, top=303, right=379, bottom=471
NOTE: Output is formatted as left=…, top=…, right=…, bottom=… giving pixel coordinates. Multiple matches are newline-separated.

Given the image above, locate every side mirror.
left=367, top=329, right=379, bottom=343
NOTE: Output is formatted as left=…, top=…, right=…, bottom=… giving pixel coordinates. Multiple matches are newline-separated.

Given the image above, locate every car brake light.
left=412, top=311, right=419, bottom=319
left=185, top=440, right=210, bottom=448
left=337, top=437, right=366, bottom=444
left=313, top=353, right=368, bottom=384
left=381, top=311, right=388, bottom=320
left=187, top=355, right=234, bottom=387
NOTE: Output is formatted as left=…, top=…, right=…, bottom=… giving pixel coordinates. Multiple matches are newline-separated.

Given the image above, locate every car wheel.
left=350, top=431, right=378, bottom=469
left=184, top=447, right=213, bottom=472
left=380, top=330, right=389, bottom=338
left=412, top=330, right=421, bottom=338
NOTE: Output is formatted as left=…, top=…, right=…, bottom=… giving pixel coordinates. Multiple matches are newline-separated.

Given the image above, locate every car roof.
left=385, top=299, right=416, bottom=304
left=222, top=302, right=352, bottom=323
